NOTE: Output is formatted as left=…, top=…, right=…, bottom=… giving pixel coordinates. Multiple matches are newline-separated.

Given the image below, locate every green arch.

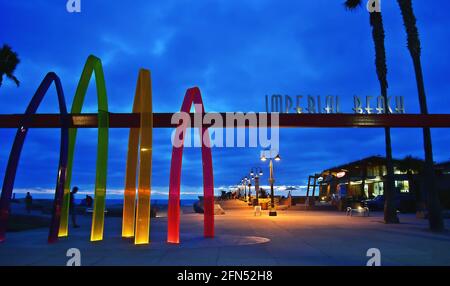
left=59, top=55, right=109, bottom=241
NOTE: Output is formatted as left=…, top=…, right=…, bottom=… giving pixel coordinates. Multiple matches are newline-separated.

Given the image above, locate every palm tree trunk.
left=383, top=127, right=398, bottom=223
left=369, top=12, right=399, bottom=223
left=414, top=56, right=443, bottom=231
left=397, top=0, right=444, bottom=231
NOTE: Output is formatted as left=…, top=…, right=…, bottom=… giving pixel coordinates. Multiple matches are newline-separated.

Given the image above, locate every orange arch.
left=122, top=69, right=153, bottom=245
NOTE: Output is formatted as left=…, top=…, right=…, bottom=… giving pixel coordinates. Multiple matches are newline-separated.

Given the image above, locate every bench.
left=277, top=205, right=289, bottom=211
left=86, top=208, right=108, bottom=214
left=254, top=206, right=262, bottom=216
left=346, top=206, right=369, bottom=217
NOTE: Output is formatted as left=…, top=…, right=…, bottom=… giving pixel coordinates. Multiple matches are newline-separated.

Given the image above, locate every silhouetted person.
left=70, top=187, right=80, bottom=228
left=25, top=192, right=32, bottom=214
left=85, top=195, right=93, bottom=208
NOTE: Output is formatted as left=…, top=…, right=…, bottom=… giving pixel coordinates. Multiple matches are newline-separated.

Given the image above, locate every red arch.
left=167, top=87, right=214, bottom=244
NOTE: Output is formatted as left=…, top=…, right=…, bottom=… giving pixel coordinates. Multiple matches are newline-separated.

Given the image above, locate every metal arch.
left=0, top=72, right=69, bottom=243
left=58, top=55, right=110, bottom=242
left=167, top=87, right=214, bottom=244
left=122, top=69, right=153, bottom=244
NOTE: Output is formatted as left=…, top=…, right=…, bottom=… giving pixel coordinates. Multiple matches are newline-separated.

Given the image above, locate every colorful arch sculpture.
left=58, top=55, right=109, bottom=242
left=122, top=69, right=153, bottom=244
left=0, top=57, right=214, bottom=245
left=167, top=87, right=214, bottom=244
left=0, top=72, right=69, bottom=243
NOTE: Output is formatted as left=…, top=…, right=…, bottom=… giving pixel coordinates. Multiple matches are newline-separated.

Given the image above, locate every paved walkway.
left=1, top=200, right=450, bottom=266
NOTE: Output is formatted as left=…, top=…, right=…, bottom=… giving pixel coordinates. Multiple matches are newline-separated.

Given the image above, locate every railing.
left=2, top=113, right=450, bottom=128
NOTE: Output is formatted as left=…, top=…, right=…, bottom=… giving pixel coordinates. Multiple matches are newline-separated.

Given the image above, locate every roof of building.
left=322, top=155, right=387, bottom=174
left=320, top=155, right=425, bottom=175
left=435, top=160, right=450, bottom=170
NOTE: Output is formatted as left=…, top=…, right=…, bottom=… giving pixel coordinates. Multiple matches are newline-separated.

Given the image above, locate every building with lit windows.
left=305, top=156, right=450, bottom=211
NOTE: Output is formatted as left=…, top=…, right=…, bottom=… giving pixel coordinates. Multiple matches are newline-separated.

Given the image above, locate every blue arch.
left=0, top=72, right=69, bottom=243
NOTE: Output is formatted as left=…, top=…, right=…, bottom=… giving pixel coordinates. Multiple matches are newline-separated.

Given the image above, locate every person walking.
left=25, top=192, right=32, bottom=214
left=70, top=187, right=80, bottom=228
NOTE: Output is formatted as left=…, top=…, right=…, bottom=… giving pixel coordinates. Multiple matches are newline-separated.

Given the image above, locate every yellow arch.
left=122, top=69, right=153, bottom=244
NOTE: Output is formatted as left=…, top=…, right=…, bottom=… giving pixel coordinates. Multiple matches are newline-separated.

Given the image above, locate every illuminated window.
left=395, top=180, right=410, bottom=193
left=367, top=166, right=375, bottom=177
left=394, top=167, right=407, bottom=175
left=373, top=182, right=383, bottom=196
left=381, top=166, right=387, bottom=176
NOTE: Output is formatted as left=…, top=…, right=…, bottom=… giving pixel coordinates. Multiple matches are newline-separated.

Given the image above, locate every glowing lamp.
left=336, top=171, right=346, bottom=178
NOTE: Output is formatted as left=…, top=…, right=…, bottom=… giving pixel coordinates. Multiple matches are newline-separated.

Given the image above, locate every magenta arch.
left=167, top=87, right=214, bottom=244
left=0, top=72, right=68, bottom=243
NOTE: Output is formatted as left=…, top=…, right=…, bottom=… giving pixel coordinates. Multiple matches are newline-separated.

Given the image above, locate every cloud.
left=1, top=0, right=450, bottom=196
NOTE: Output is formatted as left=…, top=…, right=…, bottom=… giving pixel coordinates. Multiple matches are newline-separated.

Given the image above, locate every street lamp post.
left=269, top=159, right=276, bottom=216
left=242, top=177, right=248, bottom=202
left=247, top=180, right=252, bottom=206
left=261, top=151, right=281, bottom=216
left=254, top=176, right=259, bottom=203
left=250, top=167, right=263, bottom=206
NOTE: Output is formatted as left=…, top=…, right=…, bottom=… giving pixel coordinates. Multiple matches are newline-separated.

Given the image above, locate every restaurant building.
left=436, top=160, right=450, bottom=175
left=306, top=155, right=450, bottom=210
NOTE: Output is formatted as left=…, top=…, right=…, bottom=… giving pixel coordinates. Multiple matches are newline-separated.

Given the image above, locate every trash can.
left=261, top=202, right=268, bottom=210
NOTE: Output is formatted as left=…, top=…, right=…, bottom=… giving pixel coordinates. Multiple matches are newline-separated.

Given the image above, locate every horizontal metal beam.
left=1, top=113, right=450, bottom=128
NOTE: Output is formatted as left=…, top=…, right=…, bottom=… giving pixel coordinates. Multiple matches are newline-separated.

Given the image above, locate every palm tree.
left=0, top=44, right=20, bottom=87
left=397, top=155, right=424, bottom=175
left=397, top=155, right=423, bottom=202
left=397, top=0, right=444, bottom=232
left=344, top=0, right=399, bottom=223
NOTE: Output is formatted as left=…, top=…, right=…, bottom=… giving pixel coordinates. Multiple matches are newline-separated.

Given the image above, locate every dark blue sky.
left=1, top=0, right=450, bottom=198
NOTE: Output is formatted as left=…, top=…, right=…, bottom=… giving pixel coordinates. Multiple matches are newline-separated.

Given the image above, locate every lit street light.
left=250, top=167, right=263, bottom=206
left=236, top=181, right=242, bottom=199
left=246, top=176, right=252, bottom=206
left=260, top=151, right=281, bottom=216
left=241, top=177, right=249, bottom=202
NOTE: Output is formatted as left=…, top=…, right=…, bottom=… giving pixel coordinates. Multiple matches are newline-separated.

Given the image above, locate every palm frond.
left=344, top=0, right=363, bottom=10
left=0, top=44, right=20, bottom=87
left=6, top=73, right=20, bottom=87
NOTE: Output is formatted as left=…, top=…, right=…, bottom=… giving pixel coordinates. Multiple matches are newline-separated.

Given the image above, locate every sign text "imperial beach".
left=265, top=95, right=405, bottom=114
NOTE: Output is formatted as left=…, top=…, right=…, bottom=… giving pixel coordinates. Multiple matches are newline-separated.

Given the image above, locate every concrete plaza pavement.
left=1, top=200, right=450, bottom=266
